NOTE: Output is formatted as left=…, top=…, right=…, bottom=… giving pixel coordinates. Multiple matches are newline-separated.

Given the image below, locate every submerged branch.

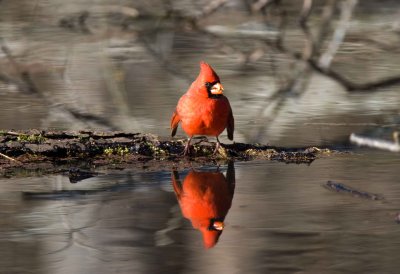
left=324, top=180, right=384, bottom=200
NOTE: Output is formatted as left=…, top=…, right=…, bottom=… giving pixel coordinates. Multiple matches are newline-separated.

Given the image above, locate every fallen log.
left=0, top=130, right=336, bottom=177
left=350, top=132, right=400, bottom=152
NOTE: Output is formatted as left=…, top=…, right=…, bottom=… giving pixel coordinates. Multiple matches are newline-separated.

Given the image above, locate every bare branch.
left=139, top=37, right=192, bottom=83
left=314, top=0, right=338, bottom=51
left=0, top=38, right=40, bottom=94
left=251, top=0, right=274, bottom=13
left=318, top=0, right=357, bottom=69
left=298, top=0, right=314, bottom=60
left=274, top=2, right=287, bottom=50
left=266, top=24, right=400, bottom=92
left=308, top=59, right=400, bottom=91
left=195, top=0, right=229, bottom=20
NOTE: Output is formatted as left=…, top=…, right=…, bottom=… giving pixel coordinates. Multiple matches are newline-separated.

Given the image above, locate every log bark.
left=0, top=130, right=336, bottom=177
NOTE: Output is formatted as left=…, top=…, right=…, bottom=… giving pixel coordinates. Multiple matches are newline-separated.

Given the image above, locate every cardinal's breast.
left=177, top=94, right=231, bottom=137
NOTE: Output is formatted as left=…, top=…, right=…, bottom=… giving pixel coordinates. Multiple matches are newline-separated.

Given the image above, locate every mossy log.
left=0, top=130, right=337, bottom=177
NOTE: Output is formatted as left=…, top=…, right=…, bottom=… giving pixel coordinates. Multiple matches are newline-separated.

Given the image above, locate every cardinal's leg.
left=213, top=136, right=221, bottom=155
left=183, top=136, right=193, bottom=156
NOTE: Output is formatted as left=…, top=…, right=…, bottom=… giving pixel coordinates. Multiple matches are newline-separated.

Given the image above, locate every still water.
left=1, top=151, right=400, bottom=273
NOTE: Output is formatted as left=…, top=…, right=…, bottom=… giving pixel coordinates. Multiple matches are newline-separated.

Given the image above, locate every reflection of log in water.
left=171, top=161, right=235, bottom=248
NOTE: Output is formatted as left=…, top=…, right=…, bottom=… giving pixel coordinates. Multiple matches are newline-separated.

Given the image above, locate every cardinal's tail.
left=170, top=110, right=180, bottom=137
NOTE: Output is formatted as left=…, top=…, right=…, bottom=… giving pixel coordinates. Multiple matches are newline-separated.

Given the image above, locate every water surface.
left=1, top=151, right=399, bottom=273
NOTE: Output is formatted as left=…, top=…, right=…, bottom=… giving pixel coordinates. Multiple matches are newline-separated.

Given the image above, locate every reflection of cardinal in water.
left=171, top=161, right=235, bottom=248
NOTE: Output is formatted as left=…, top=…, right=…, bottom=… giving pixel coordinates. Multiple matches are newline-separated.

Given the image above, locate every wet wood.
left=324, top=180, right=385, bottom=201
left=350, top=133, right=400, bottom=152
left=0, top=130, right=337, bottom=177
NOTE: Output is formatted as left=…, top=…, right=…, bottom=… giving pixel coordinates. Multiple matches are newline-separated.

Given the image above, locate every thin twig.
left=299, top=0, right=314, bottom=60
left=0, top=152, right=22, bottom=164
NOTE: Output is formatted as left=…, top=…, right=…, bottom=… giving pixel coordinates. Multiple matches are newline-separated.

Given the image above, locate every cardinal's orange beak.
left=212, top=221, right=224, bottom=231
left=210, top=82, right=224, bottom=95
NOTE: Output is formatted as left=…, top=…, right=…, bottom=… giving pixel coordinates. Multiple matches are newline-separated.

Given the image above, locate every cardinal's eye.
left=205, top=81, right=219, bottom=91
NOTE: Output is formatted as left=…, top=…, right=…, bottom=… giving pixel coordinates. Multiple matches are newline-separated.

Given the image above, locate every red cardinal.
left=171, top=61, right=234, bottom=155
left=171, top=162, right=235, bottom=249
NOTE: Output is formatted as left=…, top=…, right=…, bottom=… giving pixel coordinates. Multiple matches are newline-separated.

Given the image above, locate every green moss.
left=117, top=146, right=129, bottom=156
left=104, top=147, right=114, bottom=156
left=153, top=147, right=166, bottom=156
left=103, top=146, right=129, bottom=156
left=17, top=134, right=46, bottom=143
left=146, top=141, right=166, bottom=156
